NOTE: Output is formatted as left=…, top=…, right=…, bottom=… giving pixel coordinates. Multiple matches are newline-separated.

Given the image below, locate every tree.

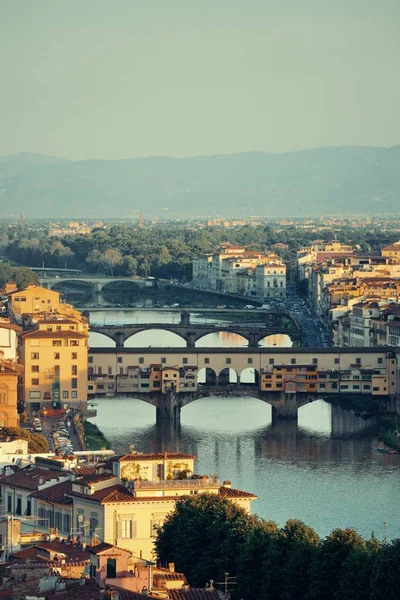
left=155, top=494, right=259, bottom=588
left=1, top=426, right=48, bottom=453
left=12, top=266, right=39, bottom=289
left=370, top=538, right=400, bottom=600
left=121, top=255, right=138, bottom=276
left=103, top=248, right=122, bottom=275
left=308, top=528, right=366, bottom=600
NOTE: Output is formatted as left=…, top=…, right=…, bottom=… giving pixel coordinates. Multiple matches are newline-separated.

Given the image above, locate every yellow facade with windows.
left=0, top=358, right=20, bottom=427
left=19, top=321, right=88, bottom=407
left=8, top=285, right=61, bottom=321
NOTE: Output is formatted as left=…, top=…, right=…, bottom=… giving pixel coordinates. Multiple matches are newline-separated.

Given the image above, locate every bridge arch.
left=50, top=279, right=94, bottom=292
left=197, top=367, right=217, bottom=386
left=218, top=367, right=239, bottom=385
left=195, top=330, right=249, bottom=347
left=239, top=367, right=260, bottom=385
left=124, top=328, right=187, bottom=347
left=259, top=333, right=293, bottom=347
left=88, top=331, right=116, bottom=347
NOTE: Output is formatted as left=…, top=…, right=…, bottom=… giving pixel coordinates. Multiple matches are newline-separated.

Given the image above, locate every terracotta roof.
left=154, top=572, right=187, bottom=581
left=168, top=589, right=222, bottom=600
left=0, top=467, right=69, bottom=491
left=70, top=484, right=135, bottom=504
left=219, top=486, right=257, bottom=499
left=11, top=540, right=90, bottom=562
left=87, top=542, right=131, bottom=555
left=46, top=578, right=101, bottom=600
left=19, top=329, right=87, bottom=339
left=112, top=452, right=196, bottom=463
left=73, top=465, right=98, bottom=476
left=30, top=480, right=73, bottom=504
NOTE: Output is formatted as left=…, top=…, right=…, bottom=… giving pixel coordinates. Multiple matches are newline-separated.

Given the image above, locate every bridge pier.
left=115, top=332, right=125, bottom=348
left=156, top=391, right=181, bottom=422
left=272, top=392, right=298, bottom=420
left=248, top=332, right=259, bottom=347
left=186, top=332, right=196, bottom=348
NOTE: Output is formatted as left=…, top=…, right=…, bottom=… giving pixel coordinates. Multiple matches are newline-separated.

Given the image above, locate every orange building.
left=0, top=357, right=21, bottom=427
left=19, top=320, right=88, bottom=409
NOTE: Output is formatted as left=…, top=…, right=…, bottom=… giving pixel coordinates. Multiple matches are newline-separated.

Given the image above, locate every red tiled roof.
left=0, top=467, right=69, bottom=491
left=30, top=480, right=73, bottom=504
left=46, top=578, right=100, bottom=600
left=11, top=540, right=90, bottom=562
left=70, top=484, right=135, bottom=504
left=87, top=542, right=131, bottom=555
left=219, top=486, right=258, bottom=499
left=19, top=329, right=87, bottom=339
left=168, top=589, right=222, bottom=600
left=73, top=465, right=98, bottom=476
left=113, top=452, right=196, bottom=463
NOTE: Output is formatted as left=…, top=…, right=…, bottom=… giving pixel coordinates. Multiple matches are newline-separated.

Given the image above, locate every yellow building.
left=0, top=357, right=21, bottom=427
left=70, top=452, right=257, bottom=560
left=8, top=285, right=61, bottom=322
left=19, top=320, right=88, bottom=408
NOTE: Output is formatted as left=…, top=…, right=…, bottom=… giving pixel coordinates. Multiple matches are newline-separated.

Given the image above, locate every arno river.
left=88, top=308, right=400, bottom=541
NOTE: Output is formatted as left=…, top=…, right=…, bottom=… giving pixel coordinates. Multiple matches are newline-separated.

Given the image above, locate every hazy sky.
left=1, top=0, right=399, bottom=160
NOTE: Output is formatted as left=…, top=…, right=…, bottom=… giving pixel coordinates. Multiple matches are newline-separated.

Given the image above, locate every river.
left=87, top=308, right=400, bottom=541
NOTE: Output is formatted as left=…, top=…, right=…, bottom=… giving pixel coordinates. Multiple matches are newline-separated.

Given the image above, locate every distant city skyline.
left=1, top=0, right=400, bottom=160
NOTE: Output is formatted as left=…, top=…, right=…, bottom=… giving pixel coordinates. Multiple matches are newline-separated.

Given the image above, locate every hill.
left=0, top=146, right=399, bottom=218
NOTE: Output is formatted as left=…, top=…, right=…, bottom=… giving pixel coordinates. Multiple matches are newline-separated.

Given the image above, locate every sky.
left=1, top=0, right=399, bottom=160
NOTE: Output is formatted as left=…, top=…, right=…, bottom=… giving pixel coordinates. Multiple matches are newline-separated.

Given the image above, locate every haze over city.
left=1, top=0, right=400, bottom=160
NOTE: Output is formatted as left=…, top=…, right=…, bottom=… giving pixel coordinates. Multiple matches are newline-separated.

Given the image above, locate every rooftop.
left=112, top=452, right=196, bottom=463
left=0, top=467, right=69, bottom=491
left=30, top=480, right=73, bottom=504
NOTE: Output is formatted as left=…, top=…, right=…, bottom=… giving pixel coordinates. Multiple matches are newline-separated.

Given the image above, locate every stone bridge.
left=116, top=386, right=318, bottom=422
left=38, top=276, right=154, bottom=293
left=90, top=310, right=301, bottom=347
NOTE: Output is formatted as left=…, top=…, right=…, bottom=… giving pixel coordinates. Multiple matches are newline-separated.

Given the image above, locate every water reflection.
left=90, top=396, right=399, bottom=540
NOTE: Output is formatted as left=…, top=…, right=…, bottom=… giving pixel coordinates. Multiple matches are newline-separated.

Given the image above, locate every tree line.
left=155, top=494, right=399, bottom=600
left=0, top=263, right=38, bottom=290
left=1, top=221, right=399, bottom=281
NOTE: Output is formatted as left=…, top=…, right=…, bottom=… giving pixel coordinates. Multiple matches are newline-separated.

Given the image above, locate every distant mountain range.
left=0, top=146, right=399, bottom=218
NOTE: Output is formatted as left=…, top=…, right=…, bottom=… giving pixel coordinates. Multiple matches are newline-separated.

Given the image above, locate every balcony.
left=133, top=477, right=220, bottom=490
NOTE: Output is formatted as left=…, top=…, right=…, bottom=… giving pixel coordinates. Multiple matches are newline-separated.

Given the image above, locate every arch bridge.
left=38, top=276, right=153, bottom=293
left=90, top=311, right=301, bottom=347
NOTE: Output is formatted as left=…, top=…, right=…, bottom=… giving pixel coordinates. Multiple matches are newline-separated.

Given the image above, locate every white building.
left=0, top=319, right=20, bottom=361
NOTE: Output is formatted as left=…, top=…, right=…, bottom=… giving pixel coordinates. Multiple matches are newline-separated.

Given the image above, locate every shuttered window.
left=118, top=516, right=137, bottom=539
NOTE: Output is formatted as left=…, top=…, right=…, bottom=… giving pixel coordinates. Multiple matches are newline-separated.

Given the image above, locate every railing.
left=134, top=477, right=220, bottom=489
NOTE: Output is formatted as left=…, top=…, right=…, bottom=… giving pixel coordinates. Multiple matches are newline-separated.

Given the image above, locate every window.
left=88, top=367, right=94, bottom=375
left=356, top=358, right=361, bottom=365
left=38, top=505, right=46, bottom=526
left=332, top=382, right=338, bottom=389
left=108, top=367, right=112, bottom=375
left=269, top=358, right=274, bottom=365
left=119, top=367, right=124, bottom=375
left=26, top=499, right=31, bottom=517
left=52, top=340, right=62, bottom=347
left=161, top=358, right=166, bottom=364
left=63, top=513, right=71, bottom=533
left=89, top=512, right=99, bottom=537
left=70, top=340, right=78, bottom=346
left=31, top=365, right=39, bottom=373
left=31, top=352, right=39, bottom=360
left=98, top=367, right=102, bottom=375
left=334, top=358, right=340, bottom=364
left=291, top=358, right=296, bottom=365
left=57, top=326, right=62, bottom=331
left=320, top=383, right=326, bottom=389
left=363, top=384, right=371, bottom=390
left=71, top=391, right=77, bottom=398
left=341, top=385, right=349, bottom=390
left=182, top=358, right=188, bottom=365
left=88, top=356, right=93, bottom=363
left=63, top=391, right=69, bottom=399
left=54, top=353, right=60, bottom=360
left=204, top=358, right=210, bottom=364
left=117, top=357, right=122, bottom=363
left=71, top=378, right=78, bottom=389
left=378, top=357, right=383, bottom=364
left=353, top=385, right=360, bottom=390
left=47, top=326, right=53, bottom=332
left=29, top=391, right=41, bottom=399
left=31, top=378, right=39, bottom=386
left=55, top=511, right=63, bottom=531
left=150, top=516, right=165, bottom=537
left=72, top=352, right=77, bottom=360
left=139, top=357, right=144, bottom=364
left=312, top=358, right=318, bottom=365
left=71, top=365, right=78, bottom=375
left=118, top=517, right=137, bottom=539
left=248, top=358, right=253, bottom=364
left=16, top=496, right=22, bottom=515
left=226, top=358, right=231, bottom=364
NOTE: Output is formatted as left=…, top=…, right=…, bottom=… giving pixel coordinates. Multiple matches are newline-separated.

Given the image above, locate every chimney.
left=222, top=480, right=232, bottom=488
left=168, top=562, right=175, bottom=573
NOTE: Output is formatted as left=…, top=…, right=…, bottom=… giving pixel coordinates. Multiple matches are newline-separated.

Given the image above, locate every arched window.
left=0, top=385, right=8, bottom=405
left=0, top=412, right=8, bottom=427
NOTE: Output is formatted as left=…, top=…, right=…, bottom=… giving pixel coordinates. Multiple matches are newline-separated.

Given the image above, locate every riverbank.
left=326, top=395, right=399, bottom=450
left=83, top=421, right=111, bottom=451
